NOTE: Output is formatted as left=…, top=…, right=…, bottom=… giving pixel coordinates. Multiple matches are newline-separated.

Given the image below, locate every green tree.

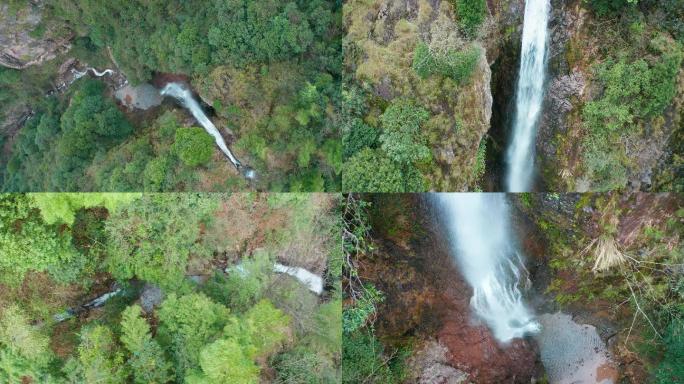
left=342, top=119, right=379, bottom=160
left=186, top=339, right=259, bottom=384
left=173, top=128, right=215, bottom=167
left=54, top=80, right=133, bottom=190
left=76, top=326, right=127, bottom=384
left=203, top=251, right=273, bottom=313
left=157, top=293, right=229, bottom=378
left=241, top=299, right=291, bottom=357
left=0, top=194, right=81, bottom=285
left=29, top=193, right=140, bottom=225
left=105, top=194, right=216, bottom=289
left=120, top=305, right=173, bottom=384
left=0, top=305, right=57, bottom=383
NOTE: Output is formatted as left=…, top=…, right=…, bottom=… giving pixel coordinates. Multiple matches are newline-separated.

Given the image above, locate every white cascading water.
left=161, top=82, right=255, bottom=179
left=71, top=67, right=114, bottom=79
left=505, top=0, right=551, bottom=192
left=434, top=193, right=540, bottom=342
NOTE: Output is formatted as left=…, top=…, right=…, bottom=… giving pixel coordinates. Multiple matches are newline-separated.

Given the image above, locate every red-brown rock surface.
left=361, top=195, right=543, bottom=383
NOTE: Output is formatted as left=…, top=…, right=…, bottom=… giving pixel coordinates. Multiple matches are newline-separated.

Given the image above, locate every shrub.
left=0, top=305, right=54, bottom=382
left=654, top=317, right=684, bottom=383
left=203, top=251, right=273, bottom=313
left=379, top=99, right=431, bottom=165
left=0, top=194, right=82, bottom=285
left=173, top=127, right=215, bottom=167
left=342, top=331, right=408, bottom=384
left=273, top=346, right=339, bottom=384
left=454, top=0, right=487, bottom=37
left=586, top=0, right=638, bottom=17
left=76, top=326, right=127, bottom=384
left=342, top=149, right=418, bottom=192
left=582, top=45, right=683, bottom=188
left=412, top=42, right=480, bottom=84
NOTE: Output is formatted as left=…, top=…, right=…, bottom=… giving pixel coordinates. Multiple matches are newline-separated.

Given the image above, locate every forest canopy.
left=0, top=0, right=342, bottom=191
left=0, top=193, right=342, bottom=383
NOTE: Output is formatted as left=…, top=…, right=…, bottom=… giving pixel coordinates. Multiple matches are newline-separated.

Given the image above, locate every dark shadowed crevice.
left=483, top=34, right=521, bottom=191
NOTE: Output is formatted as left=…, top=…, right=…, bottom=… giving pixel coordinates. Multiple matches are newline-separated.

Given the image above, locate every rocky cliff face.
left=345, top=0, right=502, bottom=190
left=536, top=1, right=684, bottom=191
left=0, top=2, right=72, bottom=69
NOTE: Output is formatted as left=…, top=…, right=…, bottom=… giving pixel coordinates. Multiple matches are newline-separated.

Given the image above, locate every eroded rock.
left=0, top=2, right=72, bottom=69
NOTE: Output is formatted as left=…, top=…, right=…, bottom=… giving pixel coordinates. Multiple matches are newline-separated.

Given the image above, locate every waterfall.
left=274, top=263, right=324, bottom=295
left=226, top=262, right=324, bottom=295
left=53, top=287, right=123, bottom=322
left=505, top=0, right=551, bottom=192
left=161, top=82, right=256, bottom=180
left=434, top=193, right=540, bottom=342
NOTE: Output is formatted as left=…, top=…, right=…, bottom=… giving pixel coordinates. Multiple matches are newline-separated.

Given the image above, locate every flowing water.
left=273, top=263, right=324, bottom=295
left=505, top=0, right=551, bottom=192
left=434, top=193, right=540, bottom=342
left=71, top=67, right=115, bottom=79
left=161, top=82, right=255, bottom=179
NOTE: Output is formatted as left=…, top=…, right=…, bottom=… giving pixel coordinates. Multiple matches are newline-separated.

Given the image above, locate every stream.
left=434, top=193, right=540, bottom=342
left=505, top=0, right=551, bottom=192
left=52, top=262, right=321, bottom=323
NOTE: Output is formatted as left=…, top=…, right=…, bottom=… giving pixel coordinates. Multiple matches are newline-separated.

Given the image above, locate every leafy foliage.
left=582, top=40, right=683, bottom=190
left=342, top=118, right=379, bottom=160
left=342, top=331, right=408, bottom=384
left=342, top=284, right=384, bottom=334
left=54, top=80, right=133, bottom=190
left=412, top=42, right=480, bottom=83
left=189, top=338, right=259, bottom=384
left=454, top=0, right=488, bottom=36
left=586, top=0, right=638, bottom=17
left=29, top=193, right=140, bottom=225
left=379, top=99, right=431, bottom=165
left=120, top=305, right=174, bottom=384
left=2, top=0, right=340, bottom=192
left=343, top=148, right=425, bottom=192
left=75, top=326, right=127, bottom=384
left=654, top=316, right=684, bottom=383
left=203, top=251, right=273, bottom=313
left=157, top=293, right=229, bottom=378
left=105, top=194, right=216, bottom=289
left=0, top=305, right=56, bottom=383
left=173, top=128, right=215, bottom=167
left=0, top=194, right=81, bottom=285
left=0, top=194, right=340, bottom=383
left=241, top=300, right=291, bottom=357
left=3, top=80, right=134, bottom=191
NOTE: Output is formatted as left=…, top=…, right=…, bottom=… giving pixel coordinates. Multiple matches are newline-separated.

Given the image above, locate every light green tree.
left=157, top=293, right=229, bottom=378
left=76, top=326, right=127, bottom=384
left=120, top=305, right=173, bottom=384
left=0, top=305, right=57, bottom=383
